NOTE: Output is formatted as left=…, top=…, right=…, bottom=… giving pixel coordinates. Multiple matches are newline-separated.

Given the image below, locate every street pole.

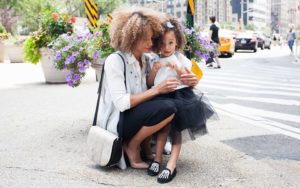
left=241, top=0, right=244, bottom=26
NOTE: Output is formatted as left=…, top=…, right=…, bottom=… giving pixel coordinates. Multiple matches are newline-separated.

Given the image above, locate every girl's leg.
left=124, top=114, right=175, bottom=169
left=166, top=130, right=182, bottom=172
left=153, top=124, right=171, bottom=163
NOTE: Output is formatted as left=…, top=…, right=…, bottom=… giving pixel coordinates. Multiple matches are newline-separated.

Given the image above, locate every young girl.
left=146, top=18, right=216, bottom=183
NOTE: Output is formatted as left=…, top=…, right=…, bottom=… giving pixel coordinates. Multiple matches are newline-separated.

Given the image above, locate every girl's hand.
left=154, top=78, right=179, bottom=94
left=180, top=67, right=199, bottom=87
left=166, top=62, right=177, bottom=69
left=152, top=62, right=162, bottom=72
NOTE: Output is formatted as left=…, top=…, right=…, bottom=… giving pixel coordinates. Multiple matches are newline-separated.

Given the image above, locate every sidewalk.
left=0, top=63, right=299, bottom=188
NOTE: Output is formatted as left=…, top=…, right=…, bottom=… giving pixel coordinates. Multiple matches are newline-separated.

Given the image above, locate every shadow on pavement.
left=222, top=134, right=300, bottom=161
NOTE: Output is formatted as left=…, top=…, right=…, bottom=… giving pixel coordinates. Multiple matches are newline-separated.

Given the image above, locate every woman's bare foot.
left=124, top=144, right=149, bottom=169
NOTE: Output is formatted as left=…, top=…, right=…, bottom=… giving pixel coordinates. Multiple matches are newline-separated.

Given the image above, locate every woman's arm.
left=105, top=54, right=179, bottom=112
left=130, top=78, right=179, bottom=108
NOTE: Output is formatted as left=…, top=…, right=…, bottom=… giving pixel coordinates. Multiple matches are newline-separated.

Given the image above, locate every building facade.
left=231, top=0, right=271, bottom=32
left=271, top=0, right=300, bottom=35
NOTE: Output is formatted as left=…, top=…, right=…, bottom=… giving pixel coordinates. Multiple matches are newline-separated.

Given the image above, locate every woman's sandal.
left=147, top=161, right=160, bottom=176
left=157, top=167, right=177, bottom=184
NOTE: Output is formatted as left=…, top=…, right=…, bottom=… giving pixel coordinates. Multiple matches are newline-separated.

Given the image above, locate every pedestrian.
left=146, top=17, right=216, bottom=183
left=287, top=24, right=296, bottom=55
left=273, top=34, right=277, bottom=47
left=208, top=16, right=221, bottom=68
left=101, top=6, right=180, bottom=170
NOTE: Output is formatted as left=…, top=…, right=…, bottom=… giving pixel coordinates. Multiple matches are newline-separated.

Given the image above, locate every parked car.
left=234, top=32, right=258, bottom=52
left=264, top=35, right=272, bottom=49
left=253, top=32, right=271, bottom=50
left=218, top=30, right=235, bottom=57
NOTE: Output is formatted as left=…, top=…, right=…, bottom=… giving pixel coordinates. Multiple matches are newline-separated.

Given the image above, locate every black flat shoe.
left=147, top=161, right=160, bottom=176
left=157, top=167, right=177, bottom=184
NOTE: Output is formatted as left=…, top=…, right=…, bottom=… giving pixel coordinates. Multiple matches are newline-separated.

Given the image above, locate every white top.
left=148, top=52, right=192, bottom=90
left=98, top=52, right=148, bottom=170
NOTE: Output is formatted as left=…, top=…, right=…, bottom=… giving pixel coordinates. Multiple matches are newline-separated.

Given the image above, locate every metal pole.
left=241, top=0, right=244, bottom=26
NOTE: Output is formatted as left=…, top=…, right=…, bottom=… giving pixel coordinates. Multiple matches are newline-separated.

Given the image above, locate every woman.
left=287, top=25, right=296, bottom=55
left=100, top=7, right=198, bottom=170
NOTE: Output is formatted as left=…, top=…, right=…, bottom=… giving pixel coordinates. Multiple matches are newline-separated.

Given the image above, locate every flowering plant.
left=90, top=17, right=115, bottom=61
left=23, top=10, right=76, bottom=64
left=50, top=31, right=100, bottom=87
left=180, top=22, right=212, bottom=62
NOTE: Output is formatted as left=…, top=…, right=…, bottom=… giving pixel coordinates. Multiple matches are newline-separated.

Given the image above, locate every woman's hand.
left=154, top=78, right=180, bottom=94
left=180, top=68, right=199, bottom=87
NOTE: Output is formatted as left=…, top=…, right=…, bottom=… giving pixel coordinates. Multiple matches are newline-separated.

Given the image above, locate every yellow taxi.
left=218, top=30, right=236, bottom=57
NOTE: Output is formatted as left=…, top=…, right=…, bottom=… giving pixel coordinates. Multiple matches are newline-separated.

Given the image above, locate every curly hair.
left=152, top=17, right=187, bottom=53
left=110, top=6, right=166, bottom=53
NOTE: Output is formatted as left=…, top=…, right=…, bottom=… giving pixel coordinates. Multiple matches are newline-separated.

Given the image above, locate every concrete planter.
left=0, top=42, right=6, bottom=63
left=91, top=58, right=105, bottom=82
left=6, top=44, right=24, bottom=63
left=40, top=48, right=67, bottom=84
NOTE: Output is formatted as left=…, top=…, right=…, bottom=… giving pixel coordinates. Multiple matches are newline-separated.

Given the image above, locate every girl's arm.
left=106, top=55, right=178, bottom=112
left=146, top=62, right=162, bottom=87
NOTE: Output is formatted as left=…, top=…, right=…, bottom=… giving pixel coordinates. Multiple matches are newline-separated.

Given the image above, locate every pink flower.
left=51, top=12, right=59, bottom=20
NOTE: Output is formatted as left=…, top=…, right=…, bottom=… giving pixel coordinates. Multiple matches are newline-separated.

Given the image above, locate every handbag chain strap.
left=92, top=52, right=127, bottom=138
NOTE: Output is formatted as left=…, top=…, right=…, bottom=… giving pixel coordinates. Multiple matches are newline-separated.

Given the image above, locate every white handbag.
left=87, top=52, right=126, bottom=167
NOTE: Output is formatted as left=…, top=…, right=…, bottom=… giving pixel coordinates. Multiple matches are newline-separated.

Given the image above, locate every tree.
left=244, top=23, right=256, bottom=31
left=0, top=0, right=19, bottom=33
left=16, top=0, right=54, bottom=34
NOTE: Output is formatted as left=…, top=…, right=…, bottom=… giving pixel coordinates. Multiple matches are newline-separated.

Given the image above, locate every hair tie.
left=165, top=21, right=175, bottom=28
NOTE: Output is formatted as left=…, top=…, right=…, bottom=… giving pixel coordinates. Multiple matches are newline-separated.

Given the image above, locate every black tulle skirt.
left=154, top=87, right=217, bottom=139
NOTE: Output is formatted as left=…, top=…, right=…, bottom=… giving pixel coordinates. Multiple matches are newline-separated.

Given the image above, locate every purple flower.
left=67, top=80, right=74, bottom=87
left=65, top=55, right=75, bottom=64
left=76, top=35, right=84, bottom=42
left=79, top=67, right=86, bottom=73
left=184, top=28, right=192, bottom=35
left=94, top=31, right=100, bottom=38
left=93, top=51, right=99, bottom=60
left=55, top=52, right=62, bottom=61
left=72, top=51, right=79, bottom=57
left=83, top=59, right=90, bottom=65
left=62, top=45, right=71, bottom=52
left=77, top=61, right=84, bottom=68
left=73, top=74, right=81, bottom=81
left=66, top=73, right=72, bottom=82
left=195, top=50, right=202, bottom=57
left=70, top=69, right=75, bottom=73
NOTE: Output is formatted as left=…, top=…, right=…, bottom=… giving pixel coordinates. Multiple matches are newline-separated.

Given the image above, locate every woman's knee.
left=159, top=100, right=177, bottom=115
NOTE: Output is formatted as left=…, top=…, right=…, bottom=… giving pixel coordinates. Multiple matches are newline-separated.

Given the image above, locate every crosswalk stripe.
left=246, top=67, right=300, bottom=75
left=200, top=84, right=300, bottom=97
left=215, top=107, right=300, bottom=140
left=210, top=96, right=300, bottom=106
left=213, top=103, right=300, bottom=124
left=202, top=80, right=300, bottom=92
left=202, top=75, right=300, bottom=88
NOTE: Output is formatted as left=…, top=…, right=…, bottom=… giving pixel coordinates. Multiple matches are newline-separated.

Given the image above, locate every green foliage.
left=0, top=23, right=6, bottom=33
left=220, top=22, right=235, bottom=31
left=245, top=23, right=256, bottom=31
left=23, top=33, right=42, bottom=64
left=0, top=33, right=10, bottom=40
left=50, top=32, right=95, bottom=87
left=91, top=20, right=115, bottom=59
left=23, top=8, right=75, bottom=64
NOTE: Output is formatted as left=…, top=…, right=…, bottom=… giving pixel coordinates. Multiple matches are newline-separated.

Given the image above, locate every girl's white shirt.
left=149, top=52, right=192, bottom=90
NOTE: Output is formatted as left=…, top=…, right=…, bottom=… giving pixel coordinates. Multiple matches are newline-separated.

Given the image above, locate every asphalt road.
left=0, top=45, right=299, bottom=188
